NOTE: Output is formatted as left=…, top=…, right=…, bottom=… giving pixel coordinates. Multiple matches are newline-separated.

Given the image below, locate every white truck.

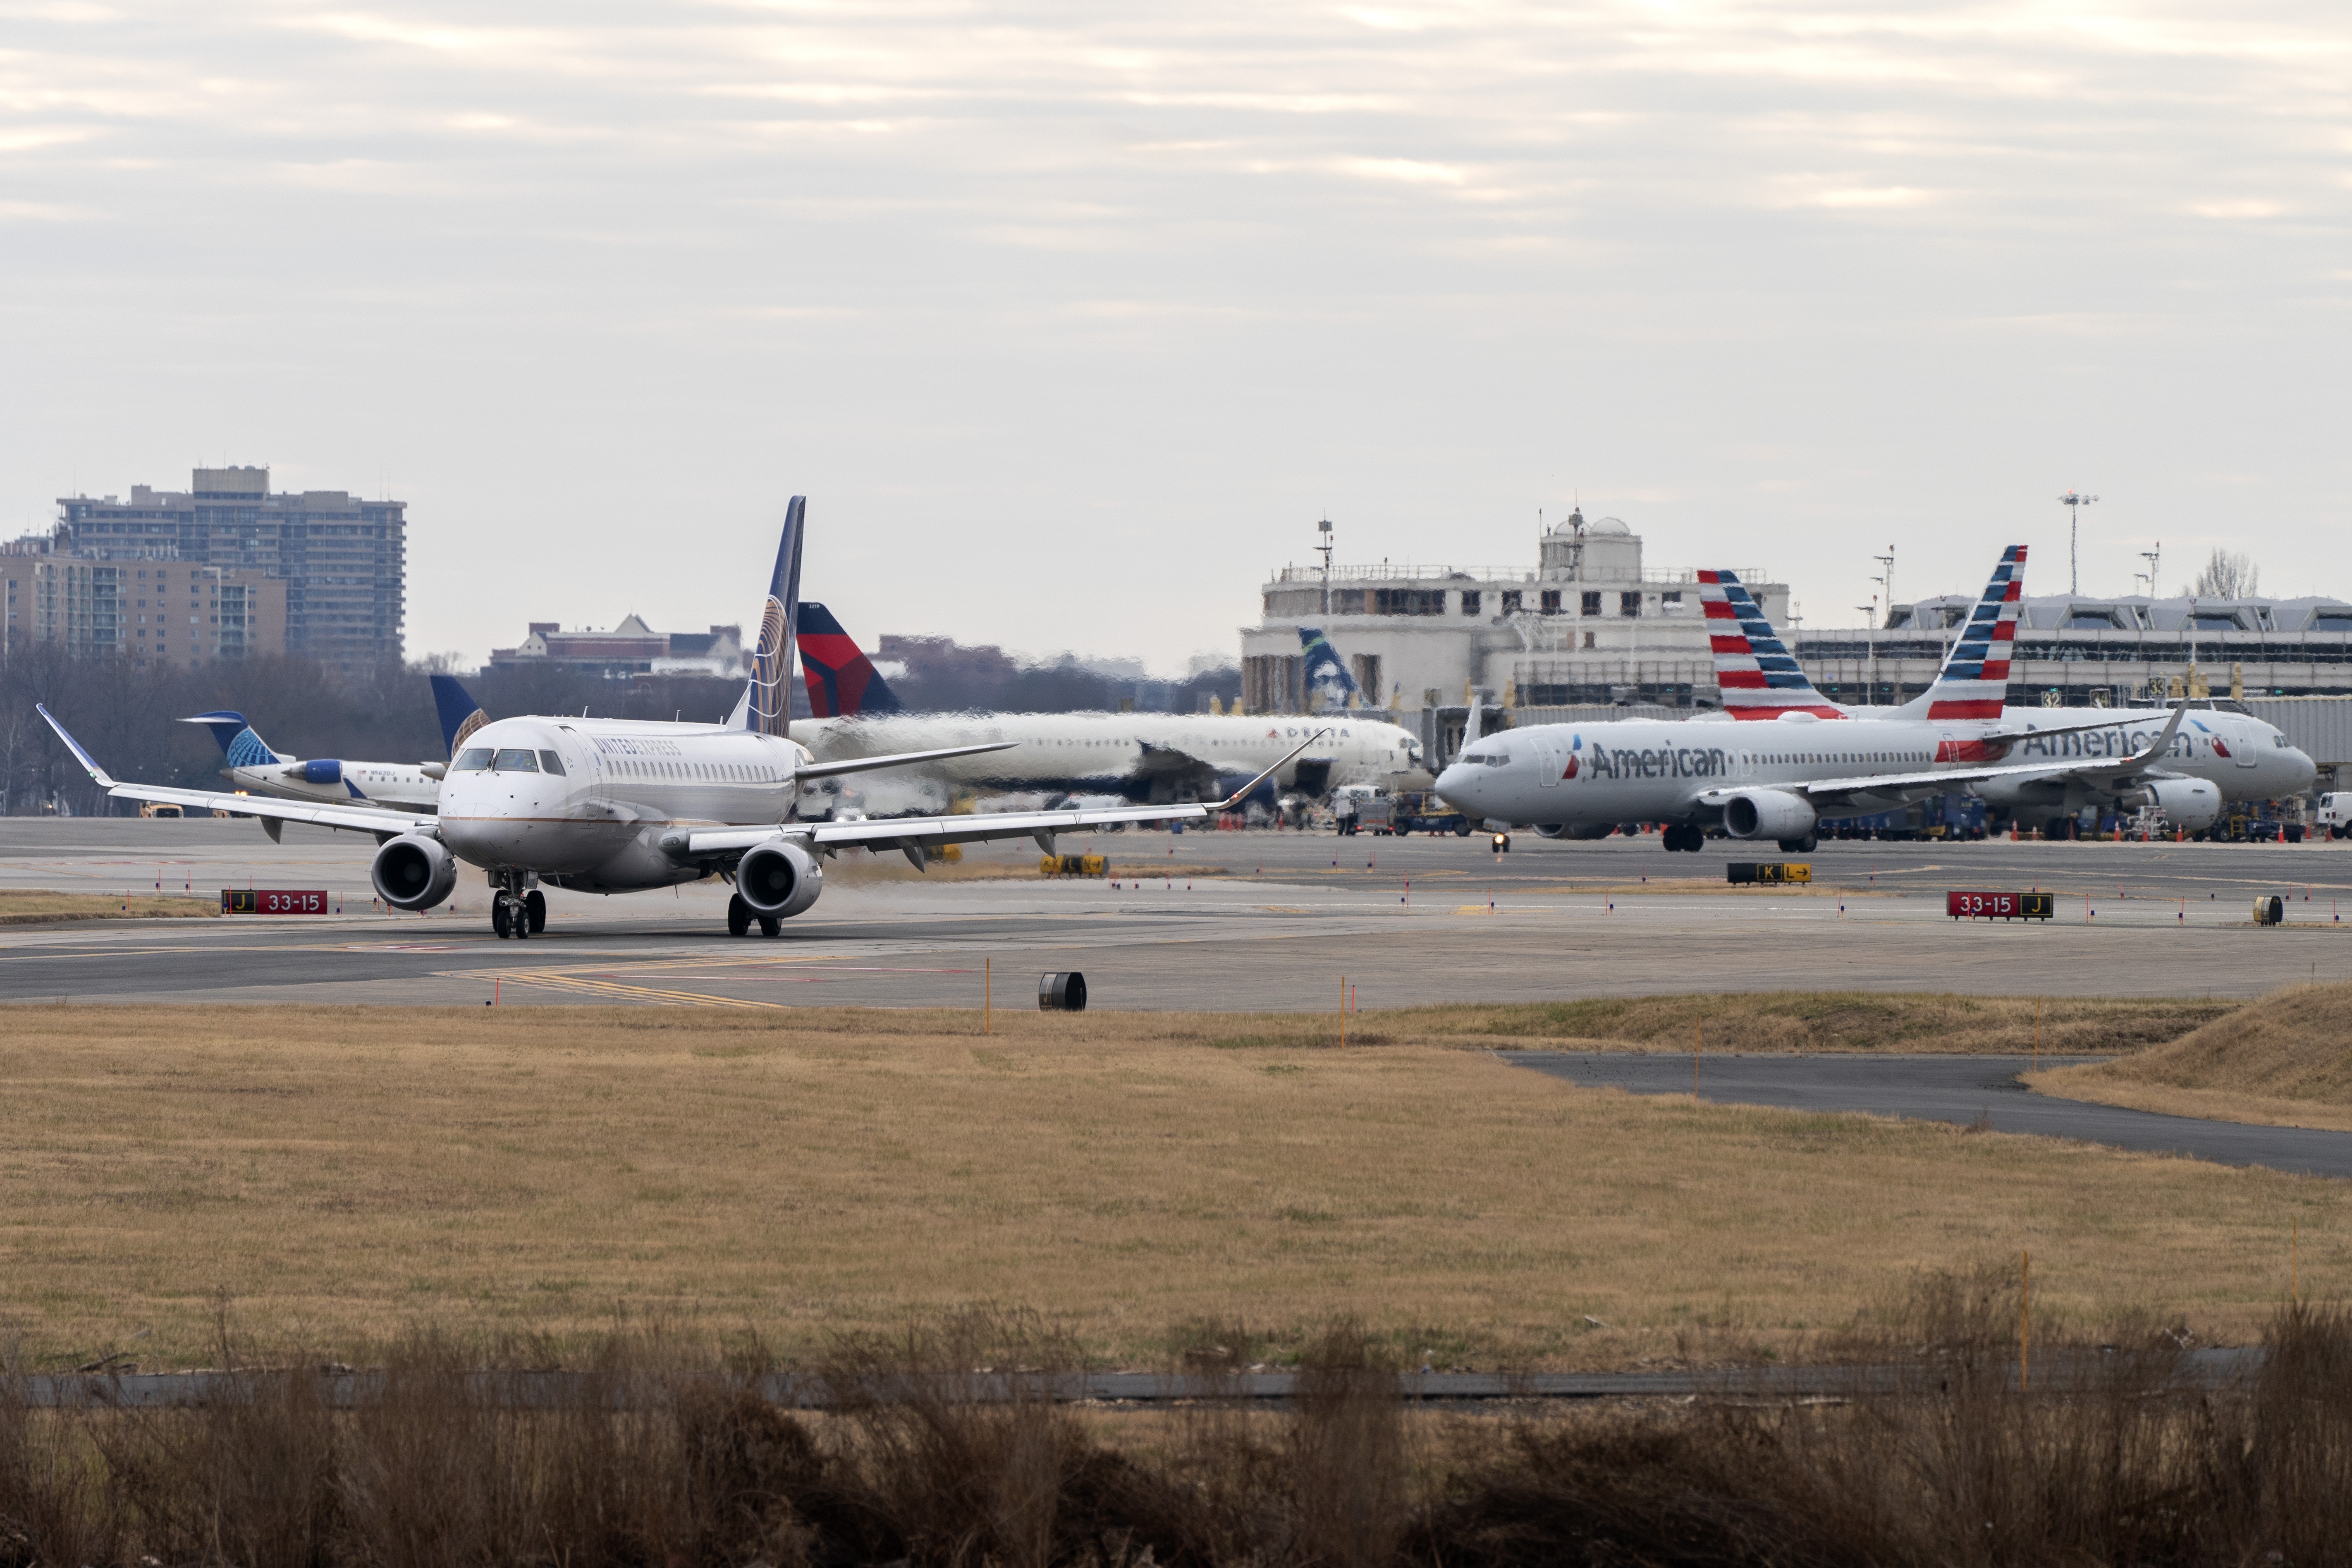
left=2317, top=793, right=2352, bottom=839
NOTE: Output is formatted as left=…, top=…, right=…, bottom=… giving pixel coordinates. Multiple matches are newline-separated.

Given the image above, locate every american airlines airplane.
left=177, top=678, right=491, bottom=817
left=43, top=500, right=1314, bottom=941
left=1432, top=545, right=2311, bottom=851
left=791, top=604, right=1425, bottom=807
left=1698, top=548, right=2314, bottom=831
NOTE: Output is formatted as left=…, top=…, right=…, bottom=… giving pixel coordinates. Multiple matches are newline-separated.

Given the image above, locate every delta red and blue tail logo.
left=1923, top=545, right=2025, bottom=722
left=1696, top=570, right=1847, bottom=719
left=795, top=602, right=903, bottom=718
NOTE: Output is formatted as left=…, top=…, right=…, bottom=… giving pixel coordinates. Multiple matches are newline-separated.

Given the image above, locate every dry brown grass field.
left=0, top=996, right=2329, bottom=1374
left=0, top=891, right=217, bottom=923
left=2034, top=980, right=2352, bottom=1132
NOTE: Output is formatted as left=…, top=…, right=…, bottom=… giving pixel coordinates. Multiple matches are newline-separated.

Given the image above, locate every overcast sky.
left=4, top=0, right=2345, bottom=672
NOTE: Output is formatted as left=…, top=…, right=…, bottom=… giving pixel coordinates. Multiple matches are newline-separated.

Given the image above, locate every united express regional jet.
left=44, top=499, right=1313, bottom=940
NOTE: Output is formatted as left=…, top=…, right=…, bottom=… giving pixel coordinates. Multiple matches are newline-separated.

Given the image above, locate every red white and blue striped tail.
left=1697, top=570, right=1846, bottom=719
left=1912, top=545, right=2025, bottom=722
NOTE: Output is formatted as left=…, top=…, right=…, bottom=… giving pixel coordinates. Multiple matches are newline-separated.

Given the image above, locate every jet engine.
left=2124, top=777, right=2222, bottom=833
left=371, top=834, right=457, bottom=911
left=736, top=839, right=825, bottom=920
left=295, top=759, right=343, bottom=784
left=1720, top=789, right=1819, bottom=843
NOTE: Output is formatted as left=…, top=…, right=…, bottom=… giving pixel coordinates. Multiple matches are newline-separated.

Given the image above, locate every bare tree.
left=2188, top=548, right=2260, bottom=600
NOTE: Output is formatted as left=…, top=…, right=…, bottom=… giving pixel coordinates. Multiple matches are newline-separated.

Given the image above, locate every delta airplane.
left=1433, top=549, right=2264, bottom=851
left=44, top=499, right=1315, bottom=940
left=177, top=678, right=493, bottom=817
left=790, top=603, right=1424, bottom=807
left=1696, top=548, right=2313, bottom=832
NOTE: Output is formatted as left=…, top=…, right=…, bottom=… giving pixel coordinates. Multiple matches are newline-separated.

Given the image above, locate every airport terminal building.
left=1242, top=512, right=1792, bottom=719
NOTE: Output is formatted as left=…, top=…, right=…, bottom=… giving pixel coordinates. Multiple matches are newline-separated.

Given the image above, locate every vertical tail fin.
left=178, top=710, right=281, bottom=765
left=1697, top=572, right=1845, bottom=719
left=1298, top=627, right=1362, bottom=710
left=747, top=496, right=806, bottom=736
left=428, top=675, right=491, bottom=760
left=1890, top=545, right=2026, bottom=722
left=796, top=602, right=901, bottom=717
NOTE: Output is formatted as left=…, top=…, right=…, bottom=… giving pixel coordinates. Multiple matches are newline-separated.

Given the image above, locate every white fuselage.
left=226, top=760, right=442, bottom=814
left=795, top=711, right=1426, bottom=803
left=435, top=717, right=810, bottom=892
left=1436, top=708, right=2312, bottom=830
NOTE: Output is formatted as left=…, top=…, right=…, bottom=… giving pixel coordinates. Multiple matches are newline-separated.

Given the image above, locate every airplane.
left=789, top=603, right=1426, bottom=809
left=1433, top=549, right=2254, bottom=851
left=1700, top=549, right=2315, bottom=832
left=179, top=697, right=463, bottom=816
left=45, top=498, right=1319, bottom=941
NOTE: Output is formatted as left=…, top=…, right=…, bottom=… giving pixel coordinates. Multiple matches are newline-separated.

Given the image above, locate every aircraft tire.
left=758, top=915, right=782, bottom=938
left=1777, top=833, right=1818, bottom=854
left=491, top=901, right=512, bottom=940
left=727, top=894, right=752, bottom=938
left=525, top=891, right=547, bottom=934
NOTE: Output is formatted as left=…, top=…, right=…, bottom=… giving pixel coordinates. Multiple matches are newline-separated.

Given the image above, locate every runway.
left=1, top=817, right=2348, bottom=1009
left=1509, top=1051, right=2352, bottom=1180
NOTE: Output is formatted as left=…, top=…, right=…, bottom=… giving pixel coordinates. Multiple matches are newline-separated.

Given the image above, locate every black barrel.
left=1039, top=971, right=1088, bottom=1011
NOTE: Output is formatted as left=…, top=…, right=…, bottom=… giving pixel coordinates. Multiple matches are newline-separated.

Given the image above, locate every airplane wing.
left=680, top=731, right=1328, bottom=862
left=1697, top=706, right=2188, bottom=813
left=39, top=705, right=437, bottom=840
left=796, top=741, right=1015, bottom=781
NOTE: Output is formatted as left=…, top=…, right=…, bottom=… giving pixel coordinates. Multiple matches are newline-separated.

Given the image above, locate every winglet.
left=2136, top=699, right=2188, bottom=766
left=1211, top=729, right=1327, bottom=812
left=38, top=704, right=117, bottom=789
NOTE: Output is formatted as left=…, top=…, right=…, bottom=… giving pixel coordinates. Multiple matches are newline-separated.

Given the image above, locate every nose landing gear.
left=489, top=876, right=547, bottom=939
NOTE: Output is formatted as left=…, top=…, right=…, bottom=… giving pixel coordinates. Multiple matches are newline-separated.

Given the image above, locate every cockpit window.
left=492, top=748, right=540, bottom=772
left=453, top=747, right=494, bottom=772
left=537, top=750, right=566, bottom=775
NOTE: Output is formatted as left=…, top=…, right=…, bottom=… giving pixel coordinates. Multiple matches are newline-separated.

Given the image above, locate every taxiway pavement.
left=1510, top=1050, right=2352, bottom=1180
left=0, top=819, right=2346, bottom=1010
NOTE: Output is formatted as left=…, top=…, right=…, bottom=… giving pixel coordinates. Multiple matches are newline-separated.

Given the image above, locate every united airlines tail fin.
left=744, top=496, right=806, bottom=735
left=178, top=710, right=282, bottom=767
left=1298, top=627, right=1362, bottom=710
left=1888, top=545, right=2026, bottom=723
left=796, top=602, right=902, bottom=717
left=428, top=674, right=490, bottom=760
left=1696, top=571, right=1846, bottom=720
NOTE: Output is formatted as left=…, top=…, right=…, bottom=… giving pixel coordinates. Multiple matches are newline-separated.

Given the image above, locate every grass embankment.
left=2034, top=980, right=2352, bottom=1132
left=0, top=999, right=2324, bottom=1373
left=1406, top=990, right=2234, bottom=1055
left=0, top=890, right=217, bottom=924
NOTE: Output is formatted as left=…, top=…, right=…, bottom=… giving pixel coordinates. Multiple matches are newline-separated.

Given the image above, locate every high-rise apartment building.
left=26, top=466, right=405, bottom=675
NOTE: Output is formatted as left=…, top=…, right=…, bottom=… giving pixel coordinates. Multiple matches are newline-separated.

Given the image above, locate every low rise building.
left=488, top=614, right=743, bottom=680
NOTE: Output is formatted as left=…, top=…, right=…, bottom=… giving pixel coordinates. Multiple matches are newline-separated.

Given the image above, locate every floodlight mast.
left=2059, top=490, right=2098, bottom=594
left=1316, top=516, right=1334, bottom=616
left=1869, top=547, right=1895, bottom=706
left=2137, top=541, right=2162, bottom=598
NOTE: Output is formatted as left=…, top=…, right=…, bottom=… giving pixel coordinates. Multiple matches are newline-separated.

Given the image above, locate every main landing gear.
left=489, top=875, right=546, bottom=940
left=727, top=893, right=782, bottom=939
left=1662, top=824, right=1708, bottom=852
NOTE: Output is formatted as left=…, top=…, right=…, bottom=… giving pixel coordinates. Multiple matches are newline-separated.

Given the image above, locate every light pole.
left=1871, top=548, right=1894, bottom=704
left=1315, top=517, right=1334, bottom=616
left=2137, top=541, right=2161, bottom=599
left=2058, top=491, right=2098, bottom=594
left=1856, top=599, right=1878, bottom=705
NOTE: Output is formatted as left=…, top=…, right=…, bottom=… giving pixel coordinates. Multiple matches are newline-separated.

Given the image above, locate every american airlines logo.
left=1584, top=745, right=1731, bottom=781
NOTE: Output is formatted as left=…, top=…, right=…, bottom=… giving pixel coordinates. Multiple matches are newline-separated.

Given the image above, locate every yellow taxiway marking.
left=469, top=968, right=787, bottom=1009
